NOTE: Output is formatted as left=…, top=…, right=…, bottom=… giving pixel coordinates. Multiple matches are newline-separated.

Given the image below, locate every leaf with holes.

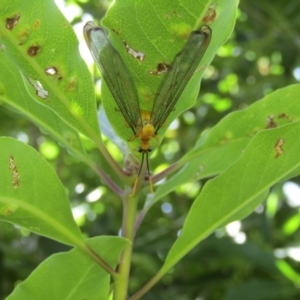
left=153, top=84, right=300, bottom=201
left=0, top=137, right=83, bottom=246
left=163, top=118, right=300, bottom=274
left=0, top=48, right=89, bottom=161
left=96, top=0, right=236, bottom=154
left=0, top=0, right=99, bottom=138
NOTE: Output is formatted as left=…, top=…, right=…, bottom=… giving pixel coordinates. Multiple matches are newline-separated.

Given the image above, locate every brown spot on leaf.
left=266, top=115, right=277, bottom=129
left=278, top=113, right=288, bottom=119
left=149, top=62, right=169, bottom=75
left=111, top=28, right=120, bottom=35
left=275, top=138, right=285, bottom=158
left=3, top=207, right=13, bottom=216
left=34, top=20, right=40, bottom=29
left=18, top=27, right=31, bottom=45
left=27, top=45, right=40, bottom=56
left=202, top=4, right=217, bottom=23
left=9, top=156, right=20, bottom=188
left=66, top=77, right=77, bottom=91
left=6, top=13, right=21, bottom=30
left=123, top=40, right=145, bottom=61
left=0, top=44, right=6, bottom=52
left=0, top=203, right=19, bottom=216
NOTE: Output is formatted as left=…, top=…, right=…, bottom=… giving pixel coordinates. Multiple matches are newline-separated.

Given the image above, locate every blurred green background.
left=1, top=0, right=300, bottom=299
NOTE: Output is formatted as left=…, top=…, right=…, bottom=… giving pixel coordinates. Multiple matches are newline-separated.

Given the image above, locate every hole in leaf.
left=27, top=45, right=40, bottom=56
left=123, top=40, right=145, bottom=61
left=6, top=13, right=21, bottom=30
left=275, top=138, right=285, bottom=158
left=45, top=67, right=58, bottom=75
left=149, top=62, right=169, bottom=75
left=202, top=4, right=217, bottom=23
left=27, top=77, right=49, bottom=99
left=9, top=156, right=20, bottom=188
left=266, top=114, right=277, bottom=129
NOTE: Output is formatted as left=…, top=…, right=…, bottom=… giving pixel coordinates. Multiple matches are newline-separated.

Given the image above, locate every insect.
left=84, top=21, right=212, bottom=195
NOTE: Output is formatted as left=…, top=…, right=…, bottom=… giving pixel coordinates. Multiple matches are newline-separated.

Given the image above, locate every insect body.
left=84, top=21, right=212, bottom=195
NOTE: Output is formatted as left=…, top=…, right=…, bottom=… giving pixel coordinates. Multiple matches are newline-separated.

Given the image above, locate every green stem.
left=113, top=190, right=139, bottom=300
left=80, top=243, right=118, bottom=278
left=129, top=268, right=166, bottom=300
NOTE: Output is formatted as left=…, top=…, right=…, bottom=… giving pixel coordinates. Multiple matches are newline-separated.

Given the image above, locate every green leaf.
left=0, top=137, right=83, bottom=246
left=0, top=0, right=99, bottom=137
left=154, top=84, right=300, bottom=201
left=154, top=136, right=249, bottom=201
left=6, top=236, right=129, bottom=300
left=162, top=119, right=300, bottom=273
left=99, top=0, right=237, bottom=153
left=0, top=46, right=88, bottom=161
left=276, top=259, right=300, bottom=283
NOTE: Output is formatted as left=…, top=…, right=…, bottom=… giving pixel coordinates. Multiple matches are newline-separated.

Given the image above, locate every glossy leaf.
left=0, top=0, right=99, bottom=137
left=163, top=116, right=300, bottom=272
left=98, top=0, right=237, bottom=153
left=154, top=84, right=300, bottom=201
left=0, top=47, right=88, bottom=160
left=0, top=137, right=83, bottom=246
left=7, top=236, right=129, bottom=300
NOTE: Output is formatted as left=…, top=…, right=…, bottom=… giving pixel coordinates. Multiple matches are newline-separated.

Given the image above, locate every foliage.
left=0, top=0, right=300, bottom=299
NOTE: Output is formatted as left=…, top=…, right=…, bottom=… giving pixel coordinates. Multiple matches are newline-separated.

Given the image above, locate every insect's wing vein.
left=151, top=26, right=212, bottom=133
left=84, top=22, right=141, bottom=133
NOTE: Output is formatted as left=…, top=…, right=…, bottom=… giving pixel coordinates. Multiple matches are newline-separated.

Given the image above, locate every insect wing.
left=84, top=22, right=141, bottom=134
left=151, top=26, right=212, bottom=133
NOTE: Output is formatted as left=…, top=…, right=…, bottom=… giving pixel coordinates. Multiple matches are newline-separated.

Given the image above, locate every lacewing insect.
left=84, top=21, right=212, bottom=195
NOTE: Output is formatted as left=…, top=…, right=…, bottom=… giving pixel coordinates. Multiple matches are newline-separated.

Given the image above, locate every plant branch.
left=94, top=165, right=123, bottom=197
left=113, top=189, right=139, bottom=299
left=129, top=267, right=167, bottom=300
left=80, top=243, right=118, bottom=278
